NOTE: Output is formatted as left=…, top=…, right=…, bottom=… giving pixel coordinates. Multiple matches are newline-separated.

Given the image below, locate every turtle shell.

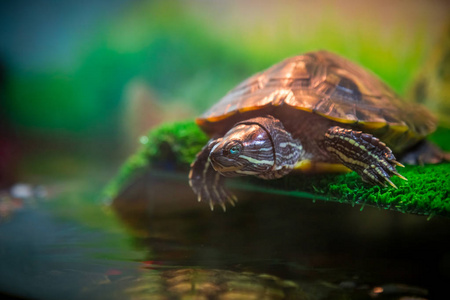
left=197, top=51, right=437, bottom=152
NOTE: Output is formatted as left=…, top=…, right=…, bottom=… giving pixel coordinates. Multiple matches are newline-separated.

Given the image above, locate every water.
left=1, top=171, right=449, bottom=299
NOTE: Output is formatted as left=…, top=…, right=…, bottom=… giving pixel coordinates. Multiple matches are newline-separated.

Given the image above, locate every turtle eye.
left=225, top=142, right=242, bottom=156
left=229, top=145, right=241, bottom=155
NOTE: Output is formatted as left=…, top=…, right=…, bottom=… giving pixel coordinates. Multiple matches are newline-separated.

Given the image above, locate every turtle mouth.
left=209, top=155, right=243, bottom=175
left=209, top=139, right=244, bottom=175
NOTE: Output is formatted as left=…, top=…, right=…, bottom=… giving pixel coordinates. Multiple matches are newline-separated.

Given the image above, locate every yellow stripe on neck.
left=293, top=159, right=351, bottom=174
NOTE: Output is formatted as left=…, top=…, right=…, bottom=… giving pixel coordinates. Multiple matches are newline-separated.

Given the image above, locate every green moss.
left=259, top=163, right=450, bottom=217
left=104, top=121, right=208, bottom=198
left=107, top=121, right=450, bottom=217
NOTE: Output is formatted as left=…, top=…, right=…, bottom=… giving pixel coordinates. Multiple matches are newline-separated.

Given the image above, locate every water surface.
left=1, top=170, right=449, bottom=299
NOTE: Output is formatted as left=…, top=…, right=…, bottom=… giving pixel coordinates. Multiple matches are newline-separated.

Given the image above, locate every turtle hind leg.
left=189, top=140, right=237, bottom=211
left=324, top=126, right=406, bottom=188
left=399, top=140, right=450, bottom=165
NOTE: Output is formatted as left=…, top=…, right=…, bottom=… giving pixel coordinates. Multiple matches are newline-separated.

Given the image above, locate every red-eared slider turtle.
left=189, top=50, right=449, bottom=210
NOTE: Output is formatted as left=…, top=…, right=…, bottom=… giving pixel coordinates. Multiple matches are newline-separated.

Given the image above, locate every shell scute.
left=199, top=51, right=437, bottom=145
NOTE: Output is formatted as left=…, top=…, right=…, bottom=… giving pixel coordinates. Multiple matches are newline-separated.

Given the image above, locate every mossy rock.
left=106, top=121, right=450, bottom=218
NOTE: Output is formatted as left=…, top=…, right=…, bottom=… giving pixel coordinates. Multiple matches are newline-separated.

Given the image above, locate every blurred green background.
left=1, top=0, right=449, bottom=185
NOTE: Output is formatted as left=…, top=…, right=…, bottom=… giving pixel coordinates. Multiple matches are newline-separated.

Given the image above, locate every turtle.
left=189, top=50, right=449, bottom=210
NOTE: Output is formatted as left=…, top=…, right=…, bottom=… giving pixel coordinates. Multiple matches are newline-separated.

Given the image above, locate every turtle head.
left=209, top=123, right=274, bottom=177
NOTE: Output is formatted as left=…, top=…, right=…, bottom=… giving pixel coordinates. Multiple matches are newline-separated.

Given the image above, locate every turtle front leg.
left=324, top=126, right=407, bottom=188
left=189, top=139, right=237, bottom=211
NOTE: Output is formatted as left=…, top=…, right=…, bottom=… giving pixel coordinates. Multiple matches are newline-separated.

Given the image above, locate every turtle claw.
left=202, top=181, right=236, bottom=212
left=189, top=141, right=236, bottom=211
left=360, top=153, right=407, bottom=188
left=383, top=176, right=397, bottom=189
left=390, top=167, right=407, bottom=182
left=392, top=160, right=405, bottom=168
left=228, top=195, right=237, bottom=207
left=325, top=126, right=407, bottom=188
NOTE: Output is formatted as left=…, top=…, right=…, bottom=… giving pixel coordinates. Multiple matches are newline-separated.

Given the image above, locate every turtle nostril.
left=209, top=149, right=221, bottom=163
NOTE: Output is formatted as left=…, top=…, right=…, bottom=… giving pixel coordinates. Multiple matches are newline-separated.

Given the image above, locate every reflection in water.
left=110, top=170, right=450, bottom=299
left=127, top=268, right=307, bottom=300
left=0, top=170, right=448, bottom=299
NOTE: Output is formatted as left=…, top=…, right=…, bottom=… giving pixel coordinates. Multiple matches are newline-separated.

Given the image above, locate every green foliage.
left=5, top=1, right=255, bottom=133
left=5, top=1, right=433, bottom=136
left=429, top=127, right=450, bottom=151
left=104, top=121, right=208, bottom=199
